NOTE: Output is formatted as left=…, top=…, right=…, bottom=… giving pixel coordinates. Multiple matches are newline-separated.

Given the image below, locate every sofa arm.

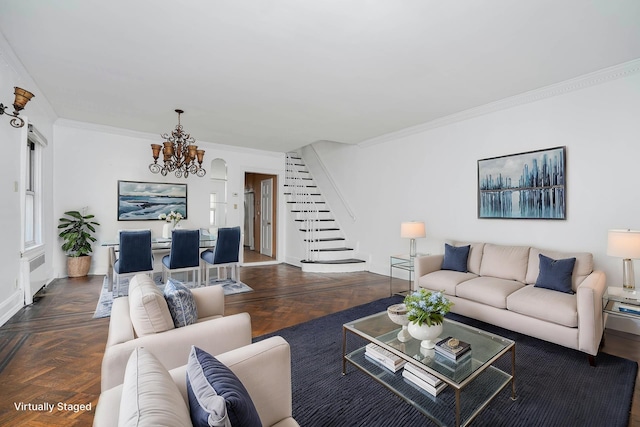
left=105, top=296, right=135, bottom=348
left=413, top=254, right=444, bottom=291
left=576, top=270, right=607, bottom=356
left=218, top=336, right=295, bottom=427
left=101, top=312, right=252, bottom=391
left=191, top=285, right=225, bottom=318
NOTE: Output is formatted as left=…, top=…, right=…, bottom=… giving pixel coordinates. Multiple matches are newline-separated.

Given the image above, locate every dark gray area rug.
left=256, top=296, right=637, bottom=427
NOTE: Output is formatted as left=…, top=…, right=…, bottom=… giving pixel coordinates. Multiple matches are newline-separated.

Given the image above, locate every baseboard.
left=0, top=290, right=24, bottom=328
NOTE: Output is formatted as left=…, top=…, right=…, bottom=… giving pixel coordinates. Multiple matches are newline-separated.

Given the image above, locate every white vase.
left=162, top=223, right=172, bottom=239
left=407, top=321, right=443, bottom=349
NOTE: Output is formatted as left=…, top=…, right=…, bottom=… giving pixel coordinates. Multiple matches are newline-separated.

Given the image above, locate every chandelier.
left=149, top=109, right=206, bottom=178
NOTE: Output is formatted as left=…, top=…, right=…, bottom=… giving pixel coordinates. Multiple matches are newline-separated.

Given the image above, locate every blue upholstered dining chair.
left=162, top=229, right=201, bottom=285
left=200, top=226, right=241, bottom=284
left=111, top=230, right=154, bottom=297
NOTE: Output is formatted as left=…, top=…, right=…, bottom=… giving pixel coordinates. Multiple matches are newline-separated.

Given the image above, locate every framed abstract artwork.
left=477, top=146, right=566, bottom=219
left=117, top=180, right=187, bottom=221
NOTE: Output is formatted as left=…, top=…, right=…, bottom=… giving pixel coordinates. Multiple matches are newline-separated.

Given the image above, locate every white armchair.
left=101, top=274, right=252, bottom=391
left=94, top=337, right=299, bottom=427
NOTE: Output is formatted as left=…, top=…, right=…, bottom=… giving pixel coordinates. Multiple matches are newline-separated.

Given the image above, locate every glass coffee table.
left=342, top=311, right=516, bottom=427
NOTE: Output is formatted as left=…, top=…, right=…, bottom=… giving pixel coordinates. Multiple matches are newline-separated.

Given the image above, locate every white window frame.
left=21, top=123, right=47, bottom=253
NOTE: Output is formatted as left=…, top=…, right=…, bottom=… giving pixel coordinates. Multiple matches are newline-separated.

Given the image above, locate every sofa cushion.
left=525, top=248, right=594, bottom=291
left=418, top=270, right=478, bottom=296
left=118, top=347, right=192, bottom=427
left=507, top=285, right=578, bottom=327
left=456, top=277, right=525, bottom=309
left=128, top=274, right=175, bottom=337
left=534, top=254, right=576, bottom=294
left=442, top=244, right=470, bottom=272
left=187, top=345, right=261, bottom=427
left=450, top=241, right=485, bottom=275
left=164, top=278, right=199, bottom=328
left=479, top=244, right=530, bottom=283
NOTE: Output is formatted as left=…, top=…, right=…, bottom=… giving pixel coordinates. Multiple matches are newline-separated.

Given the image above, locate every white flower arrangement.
left=158, top=211, right=183, bottom=226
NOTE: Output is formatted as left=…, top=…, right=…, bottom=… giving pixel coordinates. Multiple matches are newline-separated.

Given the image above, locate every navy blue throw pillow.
left=535, top=254, right=576, bottom=294
left=441, top=244, right=470, bottom=273
left=186, top=346, right=261, bottom=427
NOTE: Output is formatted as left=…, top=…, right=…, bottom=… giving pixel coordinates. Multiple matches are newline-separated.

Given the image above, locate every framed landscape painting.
left=117, top=181, right=187, bottom=221
left=477, top=146, right=566, bottom=219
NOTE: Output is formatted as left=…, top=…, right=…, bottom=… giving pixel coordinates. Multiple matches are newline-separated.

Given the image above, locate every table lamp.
left=607, top=229, right=640, bottom=291
left=401, top=221, right=426, bottom=257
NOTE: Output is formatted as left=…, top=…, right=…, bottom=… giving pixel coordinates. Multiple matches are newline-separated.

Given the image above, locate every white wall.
left=311, top=71, right=640, bottom=290
left=0, top=36, right=56, bottom=325
left=53, top=121, right=286, bottom=277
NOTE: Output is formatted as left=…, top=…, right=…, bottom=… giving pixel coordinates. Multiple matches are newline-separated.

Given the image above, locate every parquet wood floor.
left=0, top=264, right=638, bottom=426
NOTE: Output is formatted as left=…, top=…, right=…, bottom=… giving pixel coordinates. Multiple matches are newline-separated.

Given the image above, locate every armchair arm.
left=191, top=285, right=225, bottom=318
left=576, top=270, right=607, bottom=356
left=101, top=312, right=252, bottom=391
left=413, top=254, right=444, bottom=291
left=105, top=297, right=135, bottom=348
left=170, top=336, right=295, bottom=427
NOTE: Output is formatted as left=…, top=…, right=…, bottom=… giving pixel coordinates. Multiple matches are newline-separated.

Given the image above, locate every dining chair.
left=111, top=230, right=154, bottom=297
left=200, top=226, right=241, bottom=284
left=162, top=229, right=201, bottom=285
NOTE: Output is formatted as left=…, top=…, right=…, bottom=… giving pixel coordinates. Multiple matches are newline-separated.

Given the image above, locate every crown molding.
left=54, top=119, right=284, bottom=158
left=359, top=59, right=640, bottom=148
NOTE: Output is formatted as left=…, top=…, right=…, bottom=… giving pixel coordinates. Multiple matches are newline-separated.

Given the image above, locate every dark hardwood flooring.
left=0, top=264, right=638, bottom=426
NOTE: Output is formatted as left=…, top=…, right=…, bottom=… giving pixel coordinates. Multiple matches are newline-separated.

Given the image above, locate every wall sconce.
left=0, top=87, right=35, bottom=128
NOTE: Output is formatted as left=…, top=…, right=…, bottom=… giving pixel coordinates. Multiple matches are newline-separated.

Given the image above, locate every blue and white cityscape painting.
left=478, top=146, right=566, bottom=219
left=118, top=181, right=187, bottom=221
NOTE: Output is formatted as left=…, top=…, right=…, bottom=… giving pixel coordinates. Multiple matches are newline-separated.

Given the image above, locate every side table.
left=389, top=254, right=427, bottom=296
left=603, top=286, right=640, bottom=319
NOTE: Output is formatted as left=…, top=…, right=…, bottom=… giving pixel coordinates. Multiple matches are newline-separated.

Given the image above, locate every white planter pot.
left=407, top=321, right=443, bottom=349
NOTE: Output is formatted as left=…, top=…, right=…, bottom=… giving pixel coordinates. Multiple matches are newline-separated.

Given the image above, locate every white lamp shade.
left=400, top=221, right=426, bottom=239
left=607, top=229, right=640, bottom=259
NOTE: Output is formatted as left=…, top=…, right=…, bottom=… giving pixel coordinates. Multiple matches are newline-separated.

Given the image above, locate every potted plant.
left=404, top=289, right=453, bottom=349
left=58, top=210, right=100, bottom=277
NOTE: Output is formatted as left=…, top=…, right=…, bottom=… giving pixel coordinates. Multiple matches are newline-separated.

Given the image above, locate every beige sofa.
left=414, top=242, right=606, bottom=364
left=94, top=336, right=299, bottom=427
left=101, top=274, right=252, bottom=391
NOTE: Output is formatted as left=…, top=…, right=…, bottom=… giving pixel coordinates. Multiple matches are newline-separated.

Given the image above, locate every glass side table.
left=389, top=254, right=427, bottom=296
left=603, top=287, right=640, bottom=319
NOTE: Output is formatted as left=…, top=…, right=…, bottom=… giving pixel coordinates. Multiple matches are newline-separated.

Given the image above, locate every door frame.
left=242, top=167, right=283, bottom=265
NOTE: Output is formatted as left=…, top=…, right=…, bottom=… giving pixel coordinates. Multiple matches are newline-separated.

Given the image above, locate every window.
left=23, top=124, right=46, bottom=250
left=24, top=140, right=35, bottom=247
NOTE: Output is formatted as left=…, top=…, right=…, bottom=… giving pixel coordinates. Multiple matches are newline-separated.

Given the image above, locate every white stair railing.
left=286, top=153, right=320, bottom=262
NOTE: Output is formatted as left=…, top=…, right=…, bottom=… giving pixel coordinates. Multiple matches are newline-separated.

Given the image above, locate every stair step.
left=303, top=237, right=345, bottom=242
left=285, top=192, right=321, bottom=196
left=299, top=228, right=340, bottom=232
left=295, top=218, right=333, bottom=222
left=291, top=210, right=330, bottom=213
left=284, top=184, right=317, bottom=188
left=301, top=258, right=366, bottom=264
left=286, top=169, right=309, bottom=173
left=311, top=247, right=353, bottom=252
left=288, top=201, right=325, bottom=204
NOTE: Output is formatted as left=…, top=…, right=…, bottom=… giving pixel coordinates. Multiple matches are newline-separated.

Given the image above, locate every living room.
left=1, top=2, right=640, bottom=425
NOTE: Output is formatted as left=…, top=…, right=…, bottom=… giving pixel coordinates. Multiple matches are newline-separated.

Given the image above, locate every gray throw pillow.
left=163, top=278, right=198, bottom=328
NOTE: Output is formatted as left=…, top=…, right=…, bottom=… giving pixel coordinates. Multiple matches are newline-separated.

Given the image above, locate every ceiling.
left=1, top=1, right=639, bottom=153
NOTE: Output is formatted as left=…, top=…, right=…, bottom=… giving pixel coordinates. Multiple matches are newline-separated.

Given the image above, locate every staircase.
left=285, top=153, right=367, bottom=273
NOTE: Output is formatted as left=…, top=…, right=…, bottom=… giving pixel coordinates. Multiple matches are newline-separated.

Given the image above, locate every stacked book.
left=434, top=336, right=471, bottom=362
left=402, top=363, right=447, bottom=396
left=364, top=343, right=406, bottom=372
